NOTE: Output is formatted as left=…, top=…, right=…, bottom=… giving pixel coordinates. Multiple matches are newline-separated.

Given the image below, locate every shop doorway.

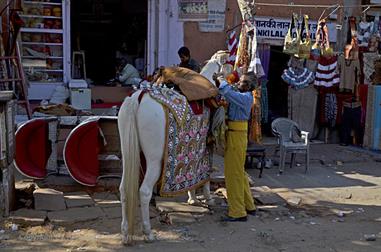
left=267, top=45, right=290, bottom=119
left=71, top=0, right=147, bottom=84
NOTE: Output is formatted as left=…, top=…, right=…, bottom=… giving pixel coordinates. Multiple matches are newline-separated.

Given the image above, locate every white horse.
left=118, top=52, right=229, bottom=245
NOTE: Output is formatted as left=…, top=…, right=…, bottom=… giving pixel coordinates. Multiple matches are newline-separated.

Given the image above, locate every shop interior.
left=70, top=0, right=147, bottom=84
left=267, top=46, right=290, bottom=119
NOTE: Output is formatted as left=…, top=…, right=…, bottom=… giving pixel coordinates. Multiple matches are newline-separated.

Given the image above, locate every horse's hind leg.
left=139, top=159, right=161, bottom=242
left=187, top=182, right=215, bottom=206
left=119, top=176, right=130, bottom=245
left=136, top=95, right=165, bottom=242
left=202, top=181, right=215, bottom=206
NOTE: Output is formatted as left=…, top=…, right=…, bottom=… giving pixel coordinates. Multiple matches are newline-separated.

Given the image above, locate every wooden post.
left=0, top=91, right=16, bottom=216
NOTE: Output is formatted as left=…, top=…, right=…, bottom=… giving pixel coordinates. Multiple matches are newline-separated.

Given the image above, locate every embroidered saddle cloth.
left=148, top=88, right=211, bottom=196
left=149, top=88, right=189, bottom=126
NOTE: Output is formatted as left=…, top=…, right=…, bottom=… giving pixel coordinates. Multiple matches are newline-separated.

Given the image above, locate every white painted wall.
left=147, top=0, right=184, bottom=74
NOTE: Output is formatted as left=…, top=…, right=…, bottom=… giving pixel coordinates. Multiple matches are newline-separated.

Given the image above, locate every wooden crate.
left=0, top=91, right=16, bottom=216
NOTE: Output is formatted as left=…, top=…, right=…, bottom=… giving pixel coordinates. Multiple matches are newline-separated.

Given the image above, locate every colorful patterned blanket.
left=148, top=88, right=211, bottom=196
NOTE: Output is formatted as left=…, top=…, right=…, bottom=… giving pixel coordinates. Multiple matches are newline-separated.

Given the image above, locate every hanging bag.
left=283, top=14, right=300, bottom=55
left=298, top=15, right=311, bottom=59
left=347, top=16, right=359, bottom=60
left=310, top=24, right=321, bottom=61
left=320, top=19, right=333, bottom=57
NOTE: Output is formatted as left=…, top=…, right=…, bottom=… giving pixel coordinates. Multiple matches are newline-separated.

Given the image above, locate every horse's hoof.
left=122, top=235, right=134, bottom=246
left=144, top=233, right=155, bottom=243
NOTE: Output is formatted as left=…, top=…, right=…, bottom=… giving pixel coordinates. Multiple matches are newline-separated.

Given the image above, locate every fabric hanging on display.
left=227, top=31, right=239, bottom=66
left=317, top=86, right=337, bottom=127
left=257, top=44, right=270, bottom=78
left=249, top=87, right=262, bottom=144
left=281, top=67, right=315, bottom=90
left=362, top=52, right=380, bottom=84
left=234, top=25, right=249, bottom=73
left=248, top=20, right=265, bottom=78
left=288, top=85, right=318, bottom=137
left=337, top=55, right=360, bottom=92
left=314, top=55, right=340, bottom=87
left=358, top=20, right=374, bottom=47
left=248, top=53, right=265, bottom=78
left=260, top=78, right=269, bottom=123
left=325, top=93, right=337, bottom=128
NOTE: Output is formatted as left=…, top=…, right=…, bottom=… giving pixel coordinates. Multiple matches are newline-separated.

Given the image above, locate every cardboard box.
left=70, top=88, right=91, bottom=110
left=69, top=79, right=88, bottom=88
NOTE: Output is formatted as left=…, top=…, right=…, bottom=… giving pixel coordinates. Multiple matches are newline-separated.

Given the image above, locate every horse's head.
left=210, top=50, right=229, bottom=66
left=200, top=51, right=231, bottom=85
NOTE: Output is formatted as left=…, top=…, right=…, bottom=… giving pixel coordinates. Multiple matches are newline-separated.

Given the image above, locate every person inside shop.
left=213, top=71, right=257, bottom=222
left=178, top=46, right=201, bottom=73
left=115, top=58, right=141, bottom=86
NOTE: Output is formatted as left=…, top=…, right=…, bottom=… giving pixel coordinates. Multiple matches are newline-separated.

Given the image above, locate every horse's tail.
left=118, top=91, right=141, bottom=236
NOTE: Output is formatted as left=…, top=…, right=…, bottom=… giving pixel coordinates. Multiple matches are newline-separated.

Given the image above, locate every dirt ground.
left=1, top=144, right=381, bottom=252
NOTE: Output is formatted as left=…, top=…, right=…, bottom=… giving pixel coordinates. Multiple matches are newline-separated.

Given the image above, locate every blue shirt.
left=219, top=81, right=253, bottom=121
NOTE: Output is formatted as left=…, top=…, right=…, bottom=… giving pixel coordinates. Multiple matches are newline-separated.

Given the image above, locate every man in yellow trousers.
left=214, top=72, right=257, bottom=222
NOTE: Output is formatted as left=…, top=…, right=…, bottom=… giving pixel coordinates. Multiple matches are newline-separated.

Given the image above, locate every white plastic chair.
left=271, top=118, right=310, bottom=174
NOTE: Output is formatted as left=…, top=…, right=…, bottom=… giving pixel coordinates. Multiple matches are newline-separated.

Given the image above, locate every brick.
left=168, top=212, right=196, bottom=224
left=155, top=200, right=209, bottom=214
left=33, top=188, right=66, bottom=211
left=64, top=191, right=94, bottom=208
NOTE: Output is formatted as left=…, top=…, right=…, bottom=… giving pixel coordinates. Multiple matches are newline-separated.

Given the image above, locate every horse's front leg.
left=140, top=159, right=161, bottom=242
left=187, top=182, right=215, bottom=206
left=187, top=189, right=201, bottom=206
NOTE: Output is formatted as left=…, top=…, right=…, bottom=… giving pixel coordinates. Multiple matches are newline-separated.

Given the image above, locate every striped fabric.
left=314, top=56, right=340, bottom=87
left=227, top=31, right=238, bottom=66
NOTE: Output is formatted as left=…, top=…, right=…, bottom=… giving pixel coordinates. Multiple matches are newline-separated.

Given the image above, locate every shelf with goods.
left=23, top=1, right=62, bottom=6
left=19, top=0, right=69, bottom=99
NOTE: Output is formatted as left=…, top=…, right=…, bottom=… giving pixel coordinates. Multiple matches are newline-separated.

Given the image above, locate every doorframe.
left=147, top=0, right=183, bottom=74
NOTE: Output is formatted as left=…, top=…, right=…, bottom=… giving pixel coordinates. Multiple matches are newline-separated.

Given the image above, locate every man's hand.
left=213, top=73, right=224, bottom=87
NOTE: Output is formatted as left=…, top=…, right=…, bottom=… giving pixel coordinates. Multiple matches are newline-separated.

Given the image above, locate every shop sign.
left=198, top=0, right=227, bottom=32
left=178, top=0, right=208, bottom=21
left=255, top=17, right=337, bottom=42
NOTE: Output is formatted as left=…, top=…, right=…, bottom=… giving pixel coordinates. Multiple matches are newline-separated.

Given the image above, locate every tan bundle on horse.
left=155, top=66, right=219, bottom=101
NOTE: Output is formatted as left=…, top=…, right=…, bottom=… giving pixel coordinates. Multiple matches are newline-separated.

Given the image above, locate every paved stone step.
left=33, top=188, right=66, bottom=211
left=47, top=207, right=104, bottom=224
left=9, top=209, right=47, bottom=226
left=155, top=200, right=209, bottom=214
